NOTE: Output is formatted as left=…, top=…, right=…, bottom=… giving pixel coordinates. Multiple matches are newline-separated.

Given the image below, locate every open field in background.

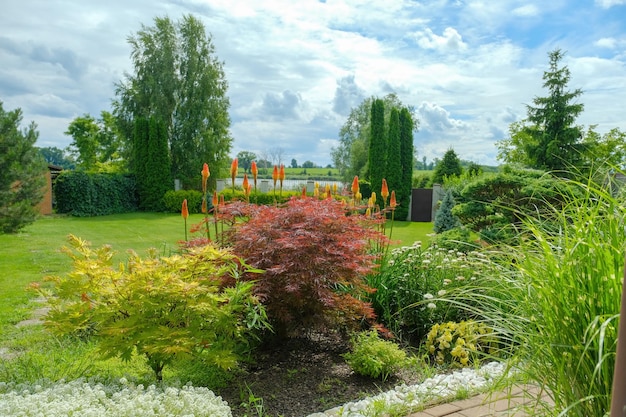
left=0, top=213, right=434, bottom=342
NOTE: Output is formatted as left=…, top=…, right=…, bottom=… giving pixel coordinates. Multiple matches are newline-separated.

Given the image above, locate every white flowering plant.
left=0, top=379, right=232, bottom=417
left=366, top=241, right=488, bottom=342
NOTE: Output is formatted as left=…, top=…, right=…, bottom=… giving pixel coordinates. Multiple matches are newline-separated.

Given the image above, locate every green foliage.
left=368, top=98, right=386, bottom=198
left=497, top=49, right=585, bottom=172
left=65, top=111, right=124, bottom=171
left=385, top=108, right=402, bottom=193
left=0, top=101, right=47, bottom=233
left=367, top=242, right=485, bottom=343
left=236, top=151, right=257, bottom=173
left=133, top=117, right=172, bottom=211
left=425, top=321, right=497, bottom=367
left=451, top=166, right=581, bottom=244
left=397, top=107, right=414, bottom=221
left=433, top=190, right=460, bottom=233
left=114, top=14, right=232, bottom=189
left=432, top=148, right=462, bottom=185
left=343, top=330, right=407, bottom=380
left=38, top=146, right=75, bottom=169
left=412, top=173, right=431, bottom=188
left=449, top=173, right=624, bottom=415
left=54, top=171, right=138, bottom=216
left=33, top=235, right=269, bottom=381
left=429, top=227, right=476, bottom=253
left=163, top=189, right=203, bottom=213
left=225, top=197, right=385, bottom=340
left=332, top=93, right=411, bottom=183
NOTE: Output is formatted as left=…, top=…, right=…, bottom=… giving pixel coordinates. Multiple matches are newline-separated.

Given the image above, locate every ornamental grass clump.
left=445, top=172, right=624, bottom=416
left=32, top=235, right=269, bottom=381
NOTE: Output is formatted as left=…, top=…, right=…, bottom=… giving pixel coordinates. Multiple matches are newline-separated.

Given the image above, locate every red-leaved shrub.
left=224, top=196, right=387, bottom=340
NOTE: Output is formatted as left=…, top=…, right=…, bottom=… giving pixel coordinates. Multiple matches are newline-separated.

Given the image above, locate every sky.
left=1, top=0, right=626, bottom=168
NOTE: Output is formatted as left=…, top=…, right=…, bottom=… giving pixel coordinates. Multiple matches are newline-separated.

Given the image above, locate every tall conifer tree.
left=368, top=98, right=386, bottom=197
left=385, top=108, right=402, bottom=201
left=398, top=107, right=414, bottom=220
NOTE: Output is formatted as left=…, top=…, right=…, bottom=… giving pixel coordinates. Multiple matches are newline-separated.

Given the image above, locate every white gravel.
left=307, top=361, right=506, bottom=417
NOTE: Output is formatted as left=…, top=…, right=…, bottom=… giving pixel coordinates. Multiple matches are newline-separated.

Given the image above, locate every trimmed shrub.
left=163, top=190, right=203, bottom=214
left=54, top=171, right=137, bottom=216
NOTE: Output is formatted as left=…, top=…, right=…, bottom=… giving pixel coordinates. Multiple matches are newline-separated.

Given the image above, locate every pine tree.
left=0, top=102, right=47, bottom=233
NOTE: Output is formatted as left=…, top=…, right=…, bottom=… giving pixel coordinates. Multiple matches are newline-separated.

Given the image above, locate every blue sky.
left=1, top=0, right=625, bottom=167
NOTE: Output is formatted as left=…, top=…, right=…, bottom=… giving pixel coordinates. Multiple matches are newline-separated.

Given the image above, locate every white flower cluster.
left=0, top=379, right=232, bottom=417
left=309, top=361, right=505, bottom=417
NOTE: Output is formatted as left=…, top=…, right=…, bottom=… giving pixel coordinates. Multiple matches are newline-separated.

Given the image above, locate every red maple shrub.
left=224, top=196, right=388, bottom=340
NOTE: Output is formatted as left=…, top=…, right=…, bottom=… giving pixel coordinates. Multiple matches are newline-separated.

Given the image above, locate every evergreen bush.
left=54, top=171, right=137, bottom=216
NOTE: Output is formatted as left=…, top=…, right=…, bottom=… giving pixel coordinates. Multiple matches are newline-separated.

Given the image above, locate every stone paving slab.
left=407, top=385, right=553, bottom=417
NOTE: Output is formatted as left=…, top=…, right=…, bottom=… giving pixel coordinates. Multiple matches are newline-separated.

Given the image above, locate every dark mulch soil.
left=217, top=334, right=423, bottom=417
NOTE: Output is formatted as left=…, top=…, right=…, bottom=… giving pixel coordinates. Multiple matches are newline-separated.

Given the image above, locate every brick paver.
left=406, top=385, right=553, bottom=417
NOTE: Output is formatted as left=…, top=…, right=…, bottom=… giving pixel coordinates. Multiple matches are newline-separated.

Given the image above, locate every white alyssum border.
left=0, top=378, right=232, bottom=417
left=309, top=361, right=506, bottom=417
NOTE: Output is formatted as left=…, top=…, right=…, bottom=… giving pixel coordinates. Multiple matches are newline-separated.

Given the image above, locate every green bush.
left=32, top=235, right=269, bottom=381
left=367, top=242, right=489, bottom=343
left=343, top=330, right=406, bottom=380
left=54, top=171, right=138, bottom=216
left=429, top=227, right=477, bottom=253
left=163, top=190, right=203, bottom=213
left=425, top=320, right=498, bottom=367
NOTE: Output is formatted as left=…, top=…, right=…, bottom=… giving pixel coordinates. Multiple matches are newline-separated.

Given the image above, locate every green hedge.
left=163, top=190, right=204, bottom=214
left=54, top=171, right=138, bottom=217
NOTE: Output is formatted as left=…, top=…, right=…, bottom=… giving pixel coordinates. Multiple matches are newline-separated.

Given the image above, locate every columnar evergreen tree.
left=114, top=14, right=231, bottom=189
left=385, top=108, right=402, bottom=200
left=0, top=101, right=47, bottom=233
left=398, top=107, right=414, bottom=220
left=134, top=117, right=172, bottom=211
left=368, top=98, right=386, bottom=197
left=331, top=93, right=416, bottom=183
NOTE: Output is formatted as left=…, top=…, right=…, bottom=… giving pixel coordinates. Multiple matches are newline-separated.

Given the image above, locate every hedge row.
left=54, top=171, right=138, bottom=217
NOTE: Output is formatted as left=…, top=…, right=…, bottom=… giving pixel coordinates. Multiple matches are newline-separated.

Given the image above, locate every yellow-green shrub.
left=425, top=320, right=497, bottom=367
left=31, top=234, right=270, bottom=381
left=343, top=330, right=407, bottom=380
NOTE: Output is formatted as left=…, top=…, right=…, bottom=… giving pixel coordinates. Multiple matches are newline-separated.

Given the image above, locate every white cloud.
left=595, top=0, right=626, bottom=8
left=512, top=5, right=540, bottom=17
left=417, top=102, right=467, bottom=131
left=413, top=27, right=468, bottom=52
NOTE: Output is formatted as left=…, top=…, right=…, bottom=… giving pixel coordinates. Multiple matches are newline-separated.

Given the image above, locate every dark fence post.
left=610, top=258, right=626, bottom=417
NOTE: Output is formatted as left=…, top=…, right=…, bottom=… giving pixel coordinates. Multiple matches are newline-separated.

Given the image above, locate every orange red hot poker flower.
left=202, top=163, right=210, bottom=193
